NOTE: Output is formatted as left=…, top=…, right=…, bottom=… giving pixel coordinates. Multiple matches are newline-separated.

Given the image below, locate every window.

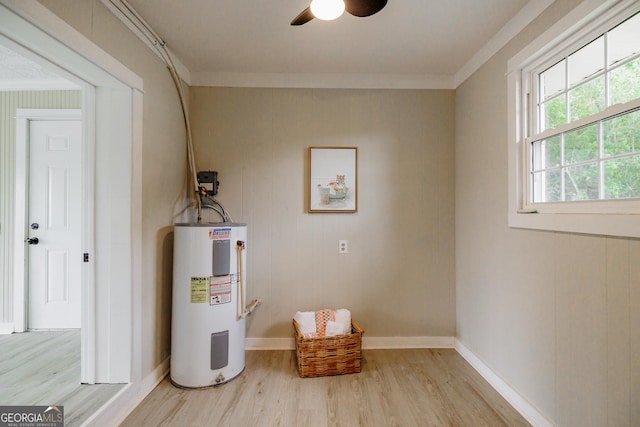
left=508, top=0, right=640, bottom=237
left=529, top=11, right=640, bottom=204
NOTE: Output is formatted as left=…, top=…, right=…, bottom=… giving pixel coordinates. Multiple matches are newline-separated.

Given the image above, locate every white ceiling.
left=123, top=0, right=550, bottom=88
left=0, top=44, right=79, bottom=90
left=0, top=1, right=552, bottom=90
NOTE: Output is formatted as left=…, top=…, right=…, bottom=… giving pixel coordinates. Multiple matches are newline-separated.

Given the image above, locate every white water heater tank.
left=171, top=222, right=247, bottom=388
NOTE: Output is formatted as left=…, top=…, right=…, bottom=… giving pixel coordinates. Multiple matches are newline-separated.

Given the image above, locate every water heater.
left=171, top=222, right=247, bottom=388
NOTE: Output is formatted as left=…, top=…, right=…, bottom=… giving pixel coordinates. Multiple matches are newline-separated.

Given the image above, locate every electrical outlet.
left=339, top=240, right=348, bottom=254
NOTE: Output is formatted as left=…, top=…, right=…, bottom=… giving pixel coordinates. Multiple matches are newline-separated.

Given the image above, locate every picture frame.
left=308, top=146, right=358, bottom=213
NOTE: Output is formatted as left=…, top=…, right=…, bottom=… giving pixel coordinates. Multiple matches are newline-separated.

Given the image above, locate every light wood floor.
left=123, top=349, right=530, bottom=426
left=0, top=330, right=125, bottom=427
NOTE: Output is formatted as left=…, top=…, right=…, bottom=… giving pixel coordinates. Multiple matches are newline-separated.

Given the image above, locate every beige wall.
left=37, top=0, right=187, bottom=375
left=189, top=87, right=456, bottom=338
left=22, top=2, right=639, bottom=425
left=0, top=90, right=81, bottom=327
left=456, top=0, right=640, bottom=425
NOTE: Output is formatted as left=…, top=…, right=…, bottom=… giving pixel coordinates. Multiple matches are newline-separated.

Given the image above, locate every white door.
left=27, top=119, right=82, bottom=329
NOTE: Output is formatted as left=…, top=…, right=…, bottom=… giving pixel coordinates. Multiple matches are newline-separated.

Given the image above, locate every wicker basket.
left=293, top=319, right=364, bottom=378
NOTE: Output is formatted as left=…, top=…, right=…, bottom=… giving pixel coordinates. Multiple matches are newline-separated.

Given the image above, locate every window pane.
left=564, top=123, right=599, bottom=164
left=540, top=60, right=565, bottom=100
left=541, top=95, right=566, bottom=130
left=526, top=8, right=640, bottom=211
left=565, top=163, right=599, bottom=200
left=533, top=168, right=562, bottom=202
left=568, top=76, right=605, bottom=122
left=569, top=36, right=604, bottom=87
left=610, top=57, right=640, bottom=105
left=603, top=109, right=640, bottom=157
left=532, top=135, right=562, bottom=170
left=604, top=155, right=640, bottom=199
left=608, top=12, right=640, bottom=66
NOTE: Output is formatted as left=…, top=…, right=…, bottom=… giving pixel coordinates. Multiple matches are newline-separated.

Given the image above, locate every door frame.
left=1, top=0, right=143, bottom=386
left=13, top=108, right=87, bottom=331
left=14, top=108, right=85, bottom=332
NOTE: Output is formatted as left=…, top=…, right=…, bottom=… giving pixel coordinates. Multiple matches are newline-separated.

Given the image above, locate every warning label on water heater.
left=190, top=277, right=209, bottom=303
left=210, top=275, right=232, bottom=305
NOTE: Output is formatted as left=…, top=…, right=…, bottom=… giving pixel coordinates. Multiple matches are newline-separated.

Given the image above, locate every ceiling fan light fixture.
left=310, top=0, right=345, bottom=21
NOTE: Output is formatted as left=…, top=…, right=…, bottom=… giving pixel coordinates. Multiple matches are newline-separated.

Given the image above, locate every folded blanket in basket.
left=335, top=308, right=351, bottom=331
left=293, top=311, right=317, bottom=338
left=294, top=308, right=352, bottom=338
left=315, top=308, right=335, bottom=337
left=326, top=320, right=349, bottom=336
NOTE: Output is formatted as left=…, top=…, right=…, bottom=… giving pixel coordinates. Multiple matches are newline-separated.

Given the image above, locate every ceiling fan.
left=291, top=0, right=388, bottom=26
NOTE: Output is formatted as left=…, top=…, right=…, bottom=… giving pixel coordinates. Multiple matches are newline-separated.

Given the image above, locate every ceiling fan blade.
left=344, top=0, right=387, bottom=17
left=291, top=7, right=315, bottom=26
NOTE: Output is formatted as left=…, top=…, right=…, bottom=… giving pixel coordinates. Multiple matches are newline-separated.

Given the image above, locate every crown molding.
left=454, top=0, right=554, bottom=87
left=100, top=0, right=191, bottom=85
left=190, top=71, right=455, bottom=90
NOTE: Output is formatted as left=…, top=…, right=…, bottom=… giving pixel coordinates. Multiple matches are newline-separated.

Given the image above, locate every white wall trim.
left=82, top=357, right=170, bottom=427
left=12, top=112, right=27, bottom=333
left=130, top=88, right=144, bottom=388
left=80, top=88, right=96, bottom=384
left=363, top=336, right=454, bottom=349
left=454, top=339, right=554, bottom=427
left=0, top=323, right=13, bottom=334
left=244, top=336, right=455, bottom=351
left=245, top=337, right=295, bottom=350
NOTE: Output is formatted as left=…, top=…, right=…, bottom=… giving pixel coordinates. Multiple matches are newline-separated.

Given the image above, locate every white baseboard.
left=0, top=323, right=14, bottom=335
left=454, top=339, right=554, bottom=427
left=363, top=336, right=454, bottom=349
left=245, top=337, right=295, bottom=350
left=81, top=357, right=170, bottom=427
left=244, top=336, right=455, bottom=350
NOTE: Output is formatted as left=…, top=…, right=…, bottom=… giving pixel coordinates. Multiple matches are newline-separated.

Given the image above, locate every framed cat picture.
left=308, top=146, right=358, bottom=213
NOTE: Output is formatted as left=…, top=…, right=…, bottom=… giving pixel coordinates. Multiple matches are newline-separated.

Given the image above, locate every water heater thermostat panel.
left=197, top=170, right=219, bottom=195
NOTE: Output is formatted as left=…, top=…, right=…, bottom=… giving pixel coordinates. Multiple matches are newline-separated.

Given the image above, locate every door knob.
left=31, top=223, right=39, bottom=230
left=25, top=237, right=39, bottom=245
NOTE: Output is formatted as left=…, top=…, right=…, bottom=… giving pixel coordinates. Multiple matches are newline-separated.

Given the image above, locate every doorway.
left=1, top=0, right=142, bottom=389
left=18, top=110, right=83, bottom=330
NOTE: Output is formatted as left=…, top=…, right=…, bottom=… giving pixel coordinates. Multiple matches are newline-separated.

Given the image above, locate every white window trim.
left=507, top=0, right=640, bottom=238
